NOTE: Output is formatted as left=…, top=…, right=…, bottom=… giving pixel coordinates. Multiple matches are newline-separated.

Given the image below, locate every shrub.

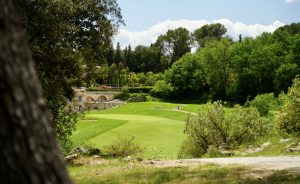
left=128, top=93, right=147, bottom=102
left=180, top=102, right=267, bottom=158
left=178, top=138, right=204, bottom=159
left=150, top=80, right=173, bottom=98
left=103, top=136, right=144, bottom=158
left=128, top=86, right=153, bottom=94
left=248, top=93, right=280, bottom=117
left=114, top=86, right=130, bottom=100
left=276, top=77, right=300, bottom=136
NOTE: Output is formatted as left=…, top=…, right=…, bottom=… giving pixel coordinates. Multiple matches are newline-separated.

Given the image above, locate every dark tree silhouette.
left=0, top=1, right=72, bottom=183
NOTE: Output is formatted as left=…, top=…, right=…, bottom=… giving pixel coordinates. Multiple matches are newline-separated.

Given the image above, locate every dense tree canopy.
left=167, top=53, right=207, bottom=97
left=155, top=27, right=192, bottom=66
left=200, top=38, right=233, bottom=100
left=193, top=23, right=227, bottom=49
left=16, top=0, right=124, bottom=151
left=93, top=22, right=300, bottom=104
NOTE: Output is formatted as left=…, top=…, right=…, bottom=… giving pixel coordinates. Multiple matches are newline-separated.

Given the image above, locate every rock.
left=280, top=138, right=290, bottom=143
left=123, top=156, right=133, bottom=162
left=220, top=150, right=234, bottom=156
left=262, top=142, right=272, bottom=147
left=288, top=147, right=300, bottom=152
left=242, top=142, right=272, bottom=155
left=71, top=146, right=101, bottom=156
left=74, top=146, right=89, bottom=154
left=92, top=155, right=100, bottom=158
left=66, top=154, right=78, bottom=162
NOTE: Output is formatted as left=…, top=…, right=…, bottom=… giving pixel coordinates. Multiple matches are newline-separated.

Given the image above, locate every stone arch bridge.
left=73, top=88, right=124, bottom=111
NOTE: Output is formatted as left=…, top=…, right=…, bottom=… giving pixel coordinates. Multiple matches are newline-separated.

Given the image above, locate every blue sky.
left=115, top=0, right=300, bottom=48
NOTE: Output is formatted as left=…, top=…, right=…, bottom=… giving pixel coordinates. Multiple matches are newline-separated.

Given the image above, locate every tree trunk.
left=0, top=1, right=72, bottom=183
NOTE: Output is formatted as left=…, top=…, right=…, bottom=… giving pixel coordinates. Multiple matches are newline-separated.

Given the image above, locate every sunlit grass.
left=69, top=160, right=300, bottom=184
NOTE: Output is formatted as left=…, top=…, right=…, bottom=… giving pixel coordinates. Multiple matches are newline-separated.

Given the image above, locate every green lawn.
left=72, top=118, right=127, bottom=147
left=72, top=102, right=200, bottom=159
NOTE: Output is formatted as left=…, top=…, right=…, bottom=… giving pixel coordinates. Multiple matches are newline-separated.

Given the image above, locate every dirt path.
left=171, top=108, right=197, bottom=115
left=145, top=156, right=300, bottom=171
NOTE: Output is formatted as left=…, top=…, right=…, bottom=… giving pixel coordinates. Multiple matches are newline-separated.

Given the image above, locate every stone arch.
left=97, top=95, right=107, bottom=102
left=86, top=96, right=94, bottom=102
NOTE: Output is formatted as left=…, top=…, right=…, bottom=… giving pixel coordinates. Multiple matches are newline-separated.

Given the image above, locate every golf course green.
left=71, top=102, right=211, bottom=159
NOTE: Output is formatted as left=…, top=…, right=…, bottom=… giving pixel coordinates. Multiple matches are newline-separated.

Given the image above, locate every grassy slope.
left=71, top=118, right=127, bottom=147
left=72, top=102, right=195, bottom=159
left=87, top=114, right=184, bottom=159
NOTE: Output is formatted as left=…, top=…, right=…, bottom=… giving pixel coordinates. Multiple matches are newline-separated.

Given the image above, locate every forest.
left=96, top=23, right=300, bottom=103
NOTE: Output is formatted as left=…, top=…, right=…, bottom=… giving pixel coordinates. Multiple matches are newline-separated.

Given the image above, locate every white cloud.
left=286, top=0, right=300, bottom=3
left=113, top=19, right=285, bottom=49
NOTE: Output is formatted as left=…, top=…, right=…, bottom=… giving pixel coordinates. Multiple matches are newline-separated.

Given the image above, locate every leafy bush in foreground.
left=103, top=137, right=144, bottom=158
left=276, top=77, right=300, bottom=136
left=249, top=93, right=280, bottom=117
left=179, top=102, right=268, bottom=158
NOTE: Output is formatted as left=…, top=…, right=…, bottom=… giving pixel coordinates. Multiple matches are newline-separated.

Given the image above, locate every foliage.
left=193, top=23, right=227, bottom=49
left=276, top=23, right=300, bottom=35
left=155, top=27, right=192, bottom=65
left=17, top=0, right=123, bottom=149
left=178, top=137, right=205, bottom=158
left=128, top=86, right=153, bottom=93
left=248, top=93, right=280, bottom=117
left=127, top=93, right=148, bottom=102
left=132, top=45, right=166, bottom=73
left=274, top=63, right=300, bottom=94
left=114, top=86, right=130, bottom=100
left=103, top=136, right=143, bottom=158
left=94, top=22, right=300, bottom=103
left=276, top=77, right=300, bottom=136
left=181, top=102, right=267, bottom=158
left=200, top=38, right=233, bottom=100
left=167, top=53, right=207, bottom=97
left=150, top=80, right=174, bottom=98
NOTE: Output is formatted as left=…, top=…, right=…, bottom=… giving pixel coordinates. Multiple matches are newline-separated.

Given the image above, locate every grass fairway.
left=72, top=102, right=198, bottom=159
left=71, top=101, right=236, bottom=159
left=88, top=114, right=184, bottom=159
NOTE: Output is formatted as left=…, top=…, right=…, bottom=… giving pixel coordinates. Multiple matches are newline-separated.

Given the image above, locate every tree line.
left=102, top=23, right=300, bottom=104
left=98, top=23, right=227, bottom=76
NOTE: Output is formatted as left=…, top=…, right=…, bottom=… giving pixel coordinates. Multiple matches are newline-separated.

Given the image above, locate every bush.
left=276, top=77, right=300, bottom=136
left=114, top=86, right=130, bottom=100
left=180, top=102, right=267, bottom=158
left=248, top=93, right=280, bottom=117
left=128, top=86, right=153, bottom=94
left=128, top=93, right=147, bottom=102
left=150, top=80, right=173, bottom=98
left=103, top=136, right=144, bottom=158
left=178, top=138, right=204, bottom=159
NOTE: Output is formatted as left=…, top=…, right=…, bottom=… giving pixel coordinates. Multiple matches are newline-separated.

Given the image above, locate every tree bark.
left=0, top=1, right=72, bottom=183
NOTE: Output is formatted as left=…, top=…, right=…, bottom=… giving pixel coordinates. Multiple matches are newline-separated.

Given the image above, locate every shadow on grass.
left=71, top=163, right=300, bottom=184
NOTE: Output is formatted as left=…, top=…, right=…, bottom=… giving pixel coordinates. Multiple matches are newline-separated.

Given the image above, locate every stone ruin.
left=72, top=88, right=125, bottom=111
